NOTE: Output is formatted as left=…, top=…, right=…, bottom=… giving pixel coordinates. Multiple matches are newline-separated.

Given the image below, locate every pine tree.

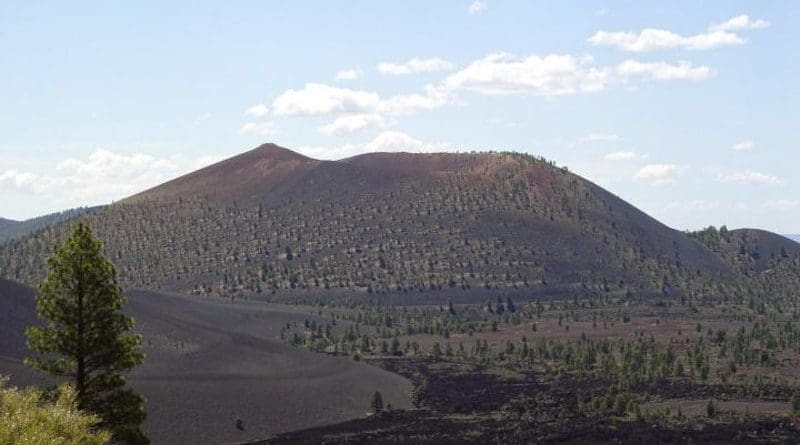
left=26, top=222, right=148, bottom=444
left=791, top=389, right=800, bottom=415
left=706, top=399, right=716, bottom=418
left=370, top=391, right=384, bottom=413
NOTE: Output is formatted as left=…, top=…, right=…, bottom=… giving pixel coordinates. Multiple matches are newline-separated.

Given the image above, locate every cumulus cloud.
left=604, top=151, right=646, bottom=161
left=376, top=85, right=452, bottom=116
left=239, top=121, right=278, bottom=136
left=336, top=68, right=362, bottom=81
left=272, top=83, right=381, bottom=117
left=733, top=140, right=755, bottom=151
left=468, top=1, right=487, bottom=15
left=2, top=149, right=234, bottom=208
left=0, top=170, right=43, bottom=193
left=364, top=131, right=426, bottom=152
left=56, top=149, right=175, bottom=177
left=296, top=131, right=453, bottom=160
left=438, top=53, right=711, bottom=96
left=633, top=163, right=683, bottom=184
left=716, top=170, right=780, bottom=186
left=377, top=57, right=455, bottom=75
left=440, top=52, right=609, bottom=96
left=244, top=104, right=270, bottom=118
left=271, top=83, right=446, bottom=120
left=588, top=29, right=743, bottom=52
left=616, top=60, right=713, bottom=81
left=588, top=14, right=768, bottom=52
left=319, top=113, right=385, bottom=136
left=267, top=82, right=452, bottom=135
left=256, top=52, right=715, bottom=137
left=709, top=14, right=770, bottom=32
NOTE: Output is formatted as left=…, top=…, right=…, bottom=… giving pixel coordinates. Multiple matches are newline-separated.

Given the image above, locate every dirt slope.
left=0, top=279, right=412, bottom=445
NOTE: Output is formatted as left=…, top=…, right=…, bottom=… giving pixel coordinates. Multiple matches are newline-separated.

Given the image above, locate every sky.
left=1, top=1, right=798, bottom=233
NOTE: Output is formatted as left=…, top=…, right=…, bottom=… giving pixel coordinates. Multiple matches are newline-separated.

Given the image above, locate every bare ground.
left=0, top=281, right=412, bottom=445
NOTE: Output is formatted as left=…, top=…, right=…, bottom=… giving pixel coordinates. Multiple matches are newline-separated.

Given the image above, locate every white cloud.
left=1, top=149, right=242, bottom=219
left=336, top=68, right=362, bottom=81
left=716, top=170, right=780, bottom=186
left=439, top=53, right=710, bottom=97
left=588, top=14, right=768, bottom=52
left=239, top=121, right=278, bottom=136
left=733, top=140, right=755, bottom=151
left=468, top=1, right=487, bottom=15
left=581, top=133, right=619, bottom=142
left=270, top=83, right=453, bottom=135
left=604, top=151, right=646, bottom=161
left=761, top=200, right=799, bottom=211
left=376, top=85, right=453, bottom=116
left=272, top=83, right=381, bottom=117
left=616, top=60, right=713, bottom=81
left=365, top=131, right=427, bottom=152
left=588, top=29, right=743, bottom=52
left=56, top=149, right=175, bottom=177
left=319, top=113, right=385, bottom=136
left=296, top=131, right=453, bottom=160
left=633, top=163, right=683, bottom=184
left=53, top=149, right=180, bottom=201
left=244, top=104, right=270, bottom=118
left=377, top=57, right=455, bottom=76
left=440, top=52, right=609, bottom=96
left=709, top=14, right=770, bottom=32
left=0, top=170, right=43, bottom=192
left=260, top=53, right=713, bottom=133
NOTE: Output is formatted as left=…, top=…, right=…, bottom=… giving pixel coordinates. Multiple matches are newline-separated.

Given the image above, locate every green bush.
left=0, top=376, right=110, bottom=445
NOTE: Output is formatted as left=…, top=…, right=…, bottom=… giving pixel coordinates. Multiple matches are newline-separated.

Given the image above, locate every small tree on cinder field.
left=370, top=391, right=384, bottom=413
left=26, top=222, right=148, bottom=444
left=791, top=389, right=800, bottom=416
left=706, top=399, right=716, bottom=418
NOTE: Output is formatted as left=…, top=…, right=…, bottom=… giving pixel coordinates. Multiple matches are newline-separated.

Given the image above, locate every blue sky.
left=1, top=1, right=798, bottom=233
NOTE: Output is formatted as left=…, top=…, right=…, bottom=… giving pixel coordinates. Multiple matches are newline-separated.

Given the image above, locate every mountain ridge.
left=1, top=143, right=796, bottom=302
left=0, top=207, right=100, bottom=246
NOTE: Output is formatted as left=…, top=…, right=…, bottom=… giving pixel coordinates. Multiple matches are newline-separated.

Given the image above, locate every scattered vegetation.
left=0, top=376, right=111, bottom=445
left=0, top=150, right=751, bottom=304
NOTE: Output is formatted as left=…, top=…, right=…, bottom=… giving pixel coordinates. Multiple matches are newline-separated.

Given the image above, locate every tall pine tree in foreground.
left=26, top=222, right=148, bottom=444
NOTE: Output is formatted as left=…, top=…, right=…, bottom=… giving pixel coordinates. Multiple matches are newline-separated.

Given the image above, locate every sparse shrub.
left=0, top=377, right=110, bottom=445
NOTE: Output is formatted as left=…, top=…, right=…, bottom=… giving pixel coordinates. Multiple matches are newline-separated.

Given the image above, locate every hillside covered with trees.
left=1, top=144, right=796, bottom=303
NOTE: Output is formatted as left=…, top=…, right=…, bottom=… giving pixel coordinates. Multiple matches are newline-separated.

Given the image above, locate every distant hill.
left=689, top=227, right=800, bottom=275
left=1, top=143, right=792, bottom=302
left=786, top=234, right=800, bottom=244
left=0, top=207, right=100, bottom=245
left=0, top=278, right=38, bottom=359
